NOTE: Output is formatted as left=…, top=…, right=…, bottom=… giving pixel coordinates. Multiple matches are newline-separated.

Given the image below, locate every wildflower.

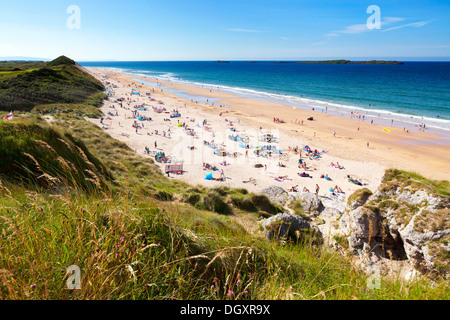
left=237, top=279, right=241, bottom=285
left=227, top=290, right=234, bottom=297
left=115, top=253, right=119, bottom=259
left=194, top=263, right=198, bottom=268
left=120, top=237, right=124, bottom=243
left=31, top=203, right=35, bottom=207
left=30, top=284, right=37, bottom=289
left=210, top=285, right=215, bottom=291
left=244, top=290, right=248, bottom=295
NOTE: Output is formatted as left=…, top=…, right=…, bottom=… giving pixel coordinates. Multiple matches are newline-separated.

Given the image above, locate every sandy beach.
left=85, top=67, right=450, bottom=200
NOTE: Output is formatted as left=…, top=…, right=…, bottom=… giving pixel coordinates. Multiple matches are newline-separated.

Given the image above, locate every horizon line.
left=2, top=57, right=450, bottom=62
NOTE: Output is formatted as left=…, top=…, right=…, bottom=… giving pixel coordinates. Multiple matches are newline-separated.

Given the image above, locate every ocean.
left=80, top=61, right=450, bottom=133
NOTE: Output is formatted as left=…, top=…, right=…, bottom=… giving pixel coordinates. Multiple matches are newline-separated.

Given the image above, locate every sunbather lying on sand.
left=347, top=175, right=363, bottom=186
left=203, top=162, right=218, bottom=171
left=298, top=172, right=312, bottom=178
left=330, top=162, right=344, bottom=169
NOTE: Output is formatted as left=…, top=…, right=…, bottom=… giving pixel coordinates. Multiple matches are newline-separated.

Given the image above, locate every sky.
left=0, top=0, right=449, bottom=61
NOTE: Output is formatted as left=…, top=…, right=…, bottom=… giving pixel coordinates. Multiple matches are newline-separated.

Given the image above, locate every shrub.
left=201, top=191, right=232, bottom=215
left=183, top=193, right=201, bottom=206
left=250, top=194, right=283, bottom=214
left=230, top=195, right=257, bottom=212
left=154, top=190, right=173, bottom=201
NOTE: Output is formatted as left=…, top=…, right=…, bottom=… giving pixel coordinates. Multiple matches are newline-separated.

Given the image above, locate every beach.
left=85, top=67, right=450, bottom=199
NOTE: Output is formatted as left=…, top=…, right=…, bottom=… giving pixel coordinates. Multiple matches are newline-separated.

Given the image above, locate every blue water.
left=80, top=61, right=450, bottom=132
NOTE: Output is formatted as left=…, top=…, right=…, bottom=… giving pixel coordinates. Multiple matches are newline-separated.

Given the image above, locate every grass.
left=382, top=169, right=450, bottom=198
left=1, top=180, right=448, bottom=299
left=347, top=188, right=373, bottom=206
left=0, top=118, right=112, bottom=193
left=0, top=56, right=105, bottom=112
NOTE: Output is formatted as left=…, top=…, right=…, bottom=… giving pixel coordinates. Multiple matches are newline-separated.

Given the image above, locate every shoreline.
left=85, top=68, right=450, bottom=191
left=87, top=65, right=450, bottom=134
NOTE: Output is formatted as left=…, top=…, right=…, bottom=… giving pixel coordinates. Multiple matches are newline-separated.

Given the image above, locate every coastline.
left=86, top=67, right=450, bottom=189
left=83, top=64, right=450, bottom=134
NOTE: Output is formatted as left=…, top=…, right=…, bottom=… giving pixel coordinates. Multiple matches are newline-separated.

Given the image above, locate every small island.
left=242, top=60, right=403, bottom=64
left=296, top=60, right=403, bottom=65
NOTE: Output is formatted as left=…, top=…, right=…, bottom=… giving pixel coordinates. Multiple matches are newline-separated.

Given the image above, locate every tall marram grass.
left=1, top=179, right=448, bottom=300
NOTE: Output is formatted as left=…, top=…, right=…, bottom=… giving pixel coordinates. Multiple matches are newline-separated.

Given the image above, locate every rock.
left=261, top=185, right=295, bottom=205
left=321, top=207, right=342, bottom=217
left=320, top=193, right=345, bottom=217
left=327, top=170, right=450, bottom=277
left=398, top=213, right=450, bottom=272
left=296, top=192, right=324, bottom=213
left=348, top=207, right=381, bottom=239
left=262, top=212, right=319, bottom=242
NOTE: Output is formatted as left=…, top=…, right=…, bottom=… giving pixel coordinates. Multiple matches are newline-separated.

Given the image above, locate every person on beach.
left=315, top=184, right=320, bottom=195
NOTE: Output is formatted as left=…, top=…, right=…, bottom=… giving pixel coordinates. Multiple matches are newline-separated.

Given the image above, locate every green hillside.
left=0, top=56, right=105, bottom=112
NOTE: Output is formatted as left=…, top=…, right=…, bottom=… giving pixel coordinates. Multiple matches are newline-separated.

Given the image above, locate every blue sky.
left=0, top=0, right=449, bottom=61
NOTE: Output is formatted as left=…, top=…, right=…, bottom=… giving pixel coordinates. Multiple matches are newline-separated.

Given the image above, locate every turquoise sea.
left=80, top=61, right=450, bottom=134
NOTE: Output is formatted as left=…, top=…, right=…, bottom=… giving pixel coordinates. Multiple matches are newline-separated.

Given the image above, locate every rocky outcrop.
left=328, top=179, right=449, bottom=277
left=296, top=192, right=325, bottom=213
left=261, top=170, right=449, bottom=278
left=261, top=186, right=295, bottom=206
left=262, top=212, right=321, bottom=244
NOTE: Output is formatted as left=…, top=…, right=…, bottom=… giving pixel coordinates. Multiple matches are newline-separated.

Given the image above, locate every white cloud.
left=382, top=20, right=432, bottom=32
left=309, top=17, right=430, bottom=46
left=281, top=36, right=289, bottom=40
left=333, top=17, right=404, bottom=35
left=335, top=23, right=369, bottom=34
left=381, top=17, right=406, bottom=25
